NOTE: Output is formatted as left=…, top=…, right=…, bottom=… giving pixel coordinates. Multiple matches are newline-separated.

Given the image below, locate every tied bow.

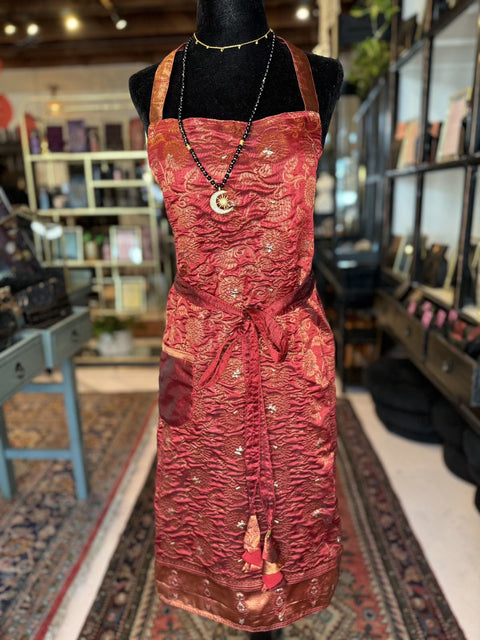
left=199, top=305, right=289, bottom=388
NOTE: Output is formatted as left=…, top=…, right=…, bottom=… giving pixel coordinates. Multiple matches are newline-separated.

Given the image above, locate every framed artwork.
left=53, top=226, right=84, bottom=261
left=436, top=88, right=472, bottom=162
left=115, top=276, right=147, bottom=312
left=67, top=120, right=88, bottom=152
left=110, top=226, right=143, bottom=263
left=393, top=235, right=414, bottom=277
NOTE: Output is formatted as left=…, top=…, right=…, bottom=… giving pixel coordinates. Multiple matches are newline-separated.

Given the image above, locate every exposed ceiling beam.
left=0, top=1, right=355, bottom=69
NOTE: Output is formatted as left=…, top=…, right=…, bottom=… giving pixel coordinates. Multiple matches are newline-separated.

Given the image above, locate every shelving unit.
left=359, top=0, right=480, bottom=435
left=17, top=93, right=174, bottom=361
left=314, top=88, right=382, bottom=390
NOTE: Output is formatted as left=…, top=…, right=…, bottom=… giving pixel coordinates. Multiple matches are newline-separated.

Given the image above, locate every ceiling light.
left=47, top=85, right=62, bottom=116
left=48, top=101, right=62, bottom=115
left=26, top=22, right=40, bottom=36
left=4, top=23, right=17, bottom=36
left=111, top=13, right=127, bottom=30
left=296, top=5, right=310, bottom=21
left=65, top=14, right=81, bottom=32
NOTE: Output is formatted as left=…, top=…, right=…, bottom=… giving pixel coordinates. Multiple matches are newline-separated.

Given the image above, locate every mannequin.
left=129, top=0, right=343, bottom=146
left=130, top=1, right=343, bottom=637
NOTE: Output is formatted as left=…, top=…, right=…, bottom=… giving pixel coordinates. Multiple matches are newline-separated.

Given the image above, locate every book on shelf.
left=105, top=123, right=124, bottom=151
left=397, top=15, right=420, bottom=57
left=425, top=122, right=442, bottom=163
left=396, top=120, right=419, bottom=169
left=46, top=126, right=64, bottom=153
left=129, top=119, right=145, bottom=151
left=436, top=87, right=472, bottom=162
left=87, top=127, right=100, bottom=152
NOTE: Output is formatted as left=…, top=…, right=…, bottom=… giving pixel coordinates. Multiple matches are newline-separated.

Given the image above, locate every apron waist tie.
left=174, top=272, right=316, bottom=589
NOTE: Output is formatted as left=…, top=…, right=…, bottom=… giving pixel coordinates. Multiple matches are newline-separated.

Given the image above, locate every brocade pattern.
left=147, top=38, right=342, bottom=631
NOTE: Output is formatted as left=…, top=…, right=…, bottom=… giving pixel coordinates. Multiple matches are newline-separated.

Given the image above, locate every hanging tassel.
left=242, top=514, right=262, bottom=572
left=261, top=529, right=285, bottom=591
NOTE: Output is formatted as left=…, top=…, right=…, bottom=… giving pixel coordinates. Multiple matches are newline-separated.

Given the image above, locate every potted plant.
left=93, top=315, right=135, bottom=357
left=349, top=0, right=399, bottom=99
left=83, top=231, right=105, bottom=260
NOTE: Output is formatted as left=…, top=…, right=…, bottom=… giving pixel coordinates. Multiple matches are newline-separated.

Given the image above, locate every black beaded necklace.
left=178, top=31, right=276, bottom=214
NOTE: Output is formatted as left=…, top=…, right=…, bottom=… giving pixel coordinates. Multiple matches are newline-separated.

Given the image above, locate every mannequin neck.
left=195, top=0, right=269, bottom=46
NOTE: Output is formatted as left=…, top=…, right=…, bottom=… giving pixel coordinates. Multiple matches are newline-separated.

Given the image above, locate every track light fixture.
left=4, top=22, right=17, bottom=36
left=111, top=13, right=128, bottom=30
left=64, top=14, right=81, bottom=32
left=100, top=0, right=128, bottom=30
left=296, top=2, right=311, bottom=21
left=26, top=22, right=40, bottom=36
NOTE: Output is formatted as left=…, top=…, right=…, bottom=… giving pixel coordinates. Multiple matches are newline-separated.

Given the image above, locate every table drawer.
left=426, top=332, right=480, bottom=406
left=40, top=308, right=92, bottom=369
left=0, top=334, right=44, bottom=404
left=389, top=309, right=426, bottom=358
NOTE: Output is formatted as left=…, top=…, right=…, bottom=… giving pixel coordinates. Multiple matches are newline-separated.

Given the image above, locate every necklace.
left=193, top=28, right=273, bottom=52
left=178, top=31, right=276, bottom=214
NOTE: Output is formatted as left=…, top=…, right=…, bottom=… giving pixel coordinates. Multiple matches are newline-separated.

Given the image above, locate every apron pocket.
left=158, top=350, right=194, bottom=426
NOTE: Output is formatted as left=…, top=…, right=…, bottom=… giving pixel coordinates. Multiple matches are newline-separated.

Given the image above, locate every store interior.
left=1, top=1, right=480, bottom=639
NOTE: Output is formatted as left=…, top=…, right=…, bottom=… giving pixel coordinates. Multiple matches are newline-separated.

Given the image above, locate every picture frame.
left=110, top=226, right=143, bottom=263
left=114, top=276, right=147, bottom=312
left=67, top=119, right=88, bottom=152
left=393, top=235, right=415, bottom=277
left=53, top=226, right=84, bottom=261
left=436, top=88, right=472, bottom=162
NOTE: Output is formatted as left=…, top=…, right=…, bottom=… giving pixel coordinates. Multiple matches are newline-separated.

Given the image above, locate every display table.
left=0, top=308, right=92, bottom=500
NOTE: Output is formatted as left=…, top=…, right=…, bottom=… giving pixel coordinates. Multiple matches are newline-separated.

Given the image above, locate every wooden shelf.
left=26, top=150, right=147, bottom=162
left=35, top=207, right=151, bottom=216
left=44, top=259, right=157, bottom=268
left=91, top=179, right=147, bottom=188
left=75, top=337, right=163, bottom=366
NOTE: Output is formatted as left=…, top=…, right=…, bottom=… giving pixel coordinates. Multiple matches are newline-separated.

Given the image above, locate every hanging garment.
left=147, top=38, right=342, bottom=632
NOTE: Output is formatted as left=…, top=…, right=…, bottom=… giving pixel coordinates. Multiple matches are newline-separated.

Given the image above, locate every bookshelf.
left=19, top=94, right=174, bottom=328
left=359, top=0, right=480, bottom=436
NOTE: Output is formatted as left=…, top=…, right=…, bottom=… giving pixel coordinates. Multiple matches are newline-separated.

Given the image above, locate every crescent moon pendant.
left=210, top=190, right=234, bottom=214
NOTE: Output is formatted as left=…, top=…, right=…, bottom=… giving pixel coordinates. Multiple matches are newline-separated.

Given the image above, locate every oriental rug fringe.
left=80, top=399, right=466, bottom=640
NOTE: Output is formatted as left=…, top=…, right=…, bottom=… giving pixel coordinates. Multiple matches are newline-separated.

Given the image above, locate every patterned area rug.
left=80, top=399, right=466, bottom=640
left=0, top=391, right=157, bottom=640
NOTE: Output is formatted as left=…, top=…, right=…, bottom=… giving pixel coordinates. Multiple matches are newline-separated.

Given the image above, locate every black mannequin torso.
left=129, top=0, right=343, bottom=145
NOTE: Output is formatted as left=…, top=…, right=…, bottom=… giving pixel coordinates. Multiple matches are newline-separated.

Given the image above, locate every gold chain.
left=192, top=28, right=273, bottom=52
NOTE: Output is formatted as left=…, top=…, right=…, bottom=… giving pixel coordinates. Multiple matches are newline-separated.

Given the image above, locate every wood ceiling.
left=0, top=0, right=357, bottom=69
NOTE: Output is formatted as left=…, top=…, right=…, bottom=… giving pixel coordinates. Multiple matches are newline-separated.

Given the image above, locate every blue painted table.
left=0, top=308, right=93, bottom=500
